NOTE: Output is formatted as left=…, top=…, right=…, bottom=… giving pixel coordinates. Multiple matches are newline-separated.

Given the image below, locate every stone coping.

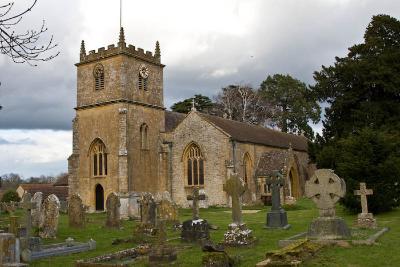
left=278, top=227, right=390, bottom=248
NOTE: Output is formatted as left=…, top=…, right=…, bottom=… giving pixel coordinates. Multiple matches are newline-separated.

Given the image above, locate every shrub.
left=1, top=190, right=21, bottom=203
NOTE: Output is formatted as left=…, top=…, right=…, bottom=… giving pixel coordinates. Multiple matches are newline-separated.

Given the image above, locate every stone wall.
left=170, top=112, right=231, bottom=207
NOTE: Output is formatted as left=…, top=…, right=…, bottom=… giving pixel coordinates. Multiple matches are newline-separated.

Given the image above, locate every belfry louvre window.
left=138, top=75, right=148, bottom=91
left=185, top=143, right=204, bottom=186
left=93, top=64, right=105, bottom=90
left=90, top=139, right=108, bottom=177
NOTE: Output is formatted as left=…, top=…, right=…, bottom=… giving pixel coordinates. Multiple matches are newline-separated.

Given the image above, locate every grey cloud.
left=1, top=0, right=400, bottom=130
left=0, top=137, right=36, bottom=145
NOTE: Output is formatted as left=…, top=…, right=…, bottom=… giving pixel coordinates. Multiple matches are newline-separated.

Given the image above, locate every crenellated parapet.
left=77, top=27, right=162, bottom=66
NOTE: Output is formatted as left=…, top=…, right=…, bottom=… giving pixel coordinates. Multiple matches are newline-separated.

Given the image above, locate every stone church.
left=68, top=28, right=311, bottom=211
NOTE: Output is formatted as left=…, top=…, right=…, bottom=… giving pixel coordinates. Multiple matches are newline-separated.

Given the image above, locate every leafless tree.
left=214, top=84, right=273, bottom=125
left=0, top=0, right=59, bottom=66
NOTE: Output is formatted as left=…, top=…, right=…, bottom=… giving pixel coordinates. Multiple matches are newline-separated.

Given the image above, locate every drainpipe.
left=163, top=141, right=173, bottom=199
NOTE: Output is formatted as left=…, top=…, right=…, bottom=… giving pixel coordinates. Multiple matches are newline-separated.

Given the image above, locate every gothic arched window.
left=243, top=153, right=252, bottom=184
left=140, top=123, right=148, bottom=150
left=90, top=139, right=107, bottom=177
left=184, top=143, right=204, bottom=186
left=93, top=64, right=105, bottom=90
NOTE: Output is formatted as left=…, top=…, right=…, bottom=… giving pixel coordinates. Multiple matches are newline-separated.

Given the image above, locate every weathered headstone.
left=105, top=192, right=121, bottom=228
left=265, top=170, right=290, bottom=229
left=140, top=193, right=157, bottom=228
left=354, top=182, right=377, bottom=228
left=31, top=192, right=43, bottom=228
left=305, top=169, right=350, bottom=239
left=21, top=193, right=36, bottom=238
left=39, top=194, right=60, bottom=239
left=128, top=192, right=141, bottom=219
left=223, top=172, right=254, bottom=246
left=181, top=187, right=210, bottom=242
left=156, top=191, right=179, bottom=223
left=0, top=233, right=16, bottom=264
left=68, top=194, right=86, bottom=228
left=148, top=220, right=177, bottom=266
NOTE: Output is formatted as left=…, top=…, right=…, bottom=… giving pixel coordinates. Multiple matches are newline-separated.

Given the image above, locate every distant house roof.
left=164, top=110, right=308, bottom=151
left=18, top=183, right=68, bottom=202
left=53, top=175, right=68, bottom=186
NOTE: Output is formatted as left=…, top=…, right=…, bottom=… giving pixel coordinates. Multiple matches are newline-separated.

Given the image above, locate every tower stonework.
left=68, top=28, right=166, bottom=211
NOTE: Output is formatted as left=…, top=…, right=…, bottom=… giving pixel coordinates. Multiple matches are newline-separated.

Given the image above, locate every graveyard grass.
left=1, top=198, right=399, bottom=266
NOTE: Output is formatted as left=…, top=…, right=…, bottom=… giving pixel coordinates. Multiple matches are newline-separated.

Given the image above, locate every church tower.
left=68, top=28, right=166, bottom=211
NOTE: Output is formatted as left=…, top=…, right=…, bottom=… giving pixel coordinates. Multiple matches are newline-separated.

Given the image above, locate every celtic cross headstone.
left=223, top=173, right=247, bottom=225
left=305, top=169, right=350, bottom=239
left=265, top=170, right=290, bottom=229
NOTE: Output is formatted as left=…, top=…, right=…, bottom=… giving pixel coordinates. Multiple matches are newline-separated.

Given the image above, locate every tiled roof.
left=19, top=184, right=68, bottom=202
left=255, top=150, right=289, bottom=177
left=164, top=111, right=186, bottom=132
left=164, top=110, right=308, bottom=151
left=199, top=113, right=308, bottom=151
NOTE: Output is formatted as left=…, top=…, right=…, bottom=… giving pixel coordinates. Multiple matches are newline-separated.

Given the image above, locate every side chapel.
left=68, top=28, right=311, bottom=211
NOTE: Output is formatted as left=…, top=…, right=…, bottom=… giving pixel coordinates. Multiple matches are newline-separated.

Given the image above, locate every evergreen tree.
left=170, top=94, right=213, bottom=114
left=312, top=15, right=400, bottom=213
left=259, top=74, right=320, bottom=139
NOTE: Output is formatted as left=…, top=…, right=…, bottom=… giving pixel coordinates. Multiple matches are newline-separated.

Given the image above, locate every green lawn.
left=1, top=198, right=399, bottom=267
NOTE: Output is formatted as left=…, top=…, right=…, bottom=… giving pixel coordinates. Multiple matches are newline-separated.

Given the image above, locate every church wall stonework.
left=171, top=112, right=231, bottom=207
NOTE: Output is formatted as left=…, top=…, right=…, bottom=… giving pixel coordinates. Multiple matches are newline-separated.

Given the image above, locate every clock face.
left=139, top=65, right=149, bottom=79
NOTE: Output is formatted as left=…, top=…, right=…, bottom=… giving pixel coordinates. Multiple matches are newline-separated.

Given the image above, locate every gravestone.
left=0, top=233, right=16, bottom=264
left=140, top=193, right=157, bottom=229
left=68, top=194, right=85, bottom=228
left=156, top=191, right=179, bottom=223
left=39, top=194, right=60, bottom=238
left=148, top=220, right=177, bottom=266
left=223, top=172, right=254, bottom=246
left=265, top=170, right=290, bottom=229
left=198, top=189, right=209, bottom=208
left=354, top=183, right=377, bottom=228
left=21, top=193, right=36, bottom=238
left=105, top=192, right=121, bottom=228
left=31, top=192, right=43, bottom=228
left=128, top=192, right=141, bottom=219
left=305, top=169, right=350, bottom=239
left=181, top=187, right=209, bottom=242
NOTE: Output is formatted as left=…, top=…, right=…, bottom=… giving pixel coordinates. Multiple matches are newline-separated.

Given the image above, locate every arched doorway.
left=288, top=168, right=299, bottom=198
left=95, top=184, right=104, bottom=211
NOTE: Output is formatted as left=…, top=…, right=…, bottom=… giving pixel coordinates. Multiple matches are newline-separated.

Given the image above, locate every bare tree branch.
left=0, top=0, right=59, bottom=66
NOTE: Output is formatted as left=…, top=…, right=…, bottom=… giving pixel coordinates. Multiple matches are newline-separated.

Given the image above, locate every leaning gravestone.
left=181, top=187, right=210, bottom=242
left=40, top=194, right=60, bottom=239
left=354, top=182, right=377, bottom=228
left=68, top=194, right=86, bottom=228
left=265, top=170, right=290, bottom=229
left=223, top=172, right=254, bottom=246
left=31, top=192, right=43, bottom=228
left=305, top=169, right=350, bottom=239
left=105, top=192, right=121, bottom=229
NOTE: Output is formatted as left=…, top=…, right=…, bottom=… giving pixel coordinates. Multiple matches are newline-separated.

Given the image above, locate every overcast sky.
left=0, top=0, right=399, bottom=178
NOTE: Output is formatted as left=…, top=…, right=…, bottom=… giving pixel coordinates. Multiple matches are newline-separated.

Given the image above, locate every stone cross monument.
left=223, top=172, right=254, bottom=246
left=265, top=170, right=290, bottom=229
left=223, top=173, right=247, bottom=224
left=21, top=193, right=36, bottom=238
left=187, top=187, right=205, bottom=220
left=354, top=182, right=377, bottom=228
left=305, top=169, right=350, bottom=239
